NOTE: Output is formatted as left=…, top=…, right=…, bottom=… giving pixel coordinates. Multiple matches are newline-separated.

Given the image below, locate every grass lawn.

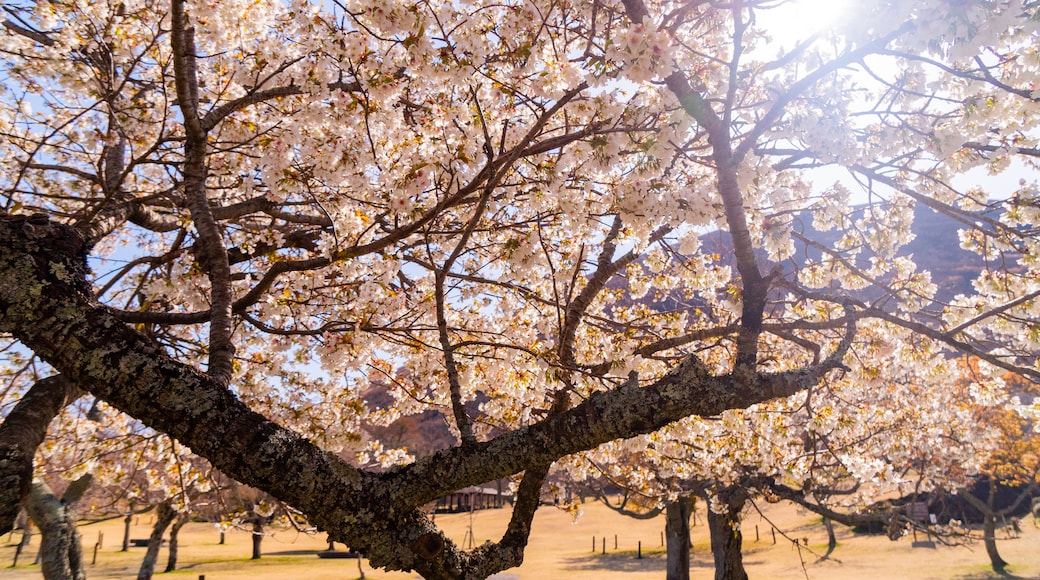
left=3, top=500, right=1039, bottom=579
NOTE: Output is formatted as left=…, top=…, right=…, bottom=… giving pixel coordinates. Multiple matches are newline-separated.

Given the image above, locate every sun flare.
left=764, top=0, right=853, bottom=43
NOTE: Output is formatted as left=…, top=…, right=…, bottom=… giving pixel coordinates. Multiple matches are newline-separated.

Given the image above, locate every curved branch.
left=2, top=18, right=55, bottom=46
left=209, top=195, right=276, bottom=221
left=460, top=464, right=550, bottom=576
left=595, top=490, right=664, bottom=520
left=861, top=304, right=1040, bottom=381
left=733, top=23, right=914, bottom=163
left=0, top=375, right=83, bottom=535
left=384, top=310, right=856, bottom=506
left=766, top=479, right=919, bottom=544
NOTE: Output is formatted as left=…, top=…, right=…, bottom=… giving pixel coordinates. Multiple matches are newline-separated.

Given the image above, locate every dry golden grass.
left=2, top=499, right=1039, bottom=579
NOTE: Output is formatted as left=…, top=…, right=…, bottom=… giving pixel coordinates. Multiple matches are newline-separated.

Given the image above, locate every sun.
left=761, top=0, right=853, bottom=44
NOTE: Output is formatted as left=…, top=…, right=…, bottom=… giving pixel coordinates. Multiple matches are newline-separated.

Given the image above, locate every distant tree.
left=24, top=475, right=92, bottom=580
left=2, top=0, right=1039, bottom=578
left=217, top=484, right=284, bottom=561
left=960, top=367, right=1040, bottom=573
left=136, top=500, right=178, bottom=580
left=164, top=511, right=191, bottom=573
left=242, top=502, right=273, bottom=561
left=589, top=476, right=695, bottom=580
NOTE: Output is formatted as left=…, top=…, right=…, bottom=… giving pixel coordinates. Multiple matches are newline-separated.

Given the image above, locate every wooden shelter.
left=432, top=486, right=511, bottom=513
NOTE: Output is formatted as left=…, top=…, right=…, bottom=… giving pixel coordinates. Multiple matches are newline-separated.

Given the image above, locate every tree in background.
left=135, top=500, right=177, bottom=580
left=958, top=364, right=1040, bottom=573
left=1, top=0, right=1039, bottom=578
left=584, top=466, right=700, bottom=580
left=564, top=320, right=1000, bottom=579
left=23, top=475, right=91, bottom=580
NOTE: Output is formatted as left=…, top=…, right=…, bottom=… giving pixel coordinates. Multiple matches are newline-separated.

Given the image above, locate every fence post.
left=637, top=541, right=642, bottom=559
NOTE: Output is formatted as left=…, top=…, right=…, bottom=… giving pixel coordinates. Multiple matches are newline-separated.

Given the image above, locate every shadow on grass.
left=171, top=551, right=331, bottom=569
left=561, top=551, right=749, bottom=574
left=264, top=549, right=326, bottom=556
left=561, top=551, right=669, bottom=573
left=951, top=571, right=1030, bottom=580
left=561, top=549, right=782, bottom=575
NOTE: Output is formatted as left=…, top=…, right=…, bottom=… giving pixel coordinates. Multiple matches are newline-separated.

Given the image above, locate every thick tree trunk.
left=137, top=501, right=178, bottom=580
left=25, top=476, right=91, bottom=580
left=0, top=375, right=82, bottom=534
left=164, top=514, right=190, bottom=573
left=983, top=512, right=1007, bottom=573
left=706, top=487, right=748, bottom=580
left=665, top=496, right=693, bottom=580
left=820, top=517, right=837, bottom=561
left=959, top=477, right=1022, bottom=574
left=122, top=513, right=132, bottom=552
left=251, top=517, right=264, bottom=560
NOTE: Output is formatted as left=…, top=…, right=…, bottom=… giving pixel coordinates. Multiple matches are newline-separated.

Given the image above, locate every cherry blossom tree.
left=957, top=364, right=1040, bottom=573
left=564, top=332, right=1003, bottom=580
left=1, top=0, right=1039, bottom=579
left=0, top=358, right=221, bottom=576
